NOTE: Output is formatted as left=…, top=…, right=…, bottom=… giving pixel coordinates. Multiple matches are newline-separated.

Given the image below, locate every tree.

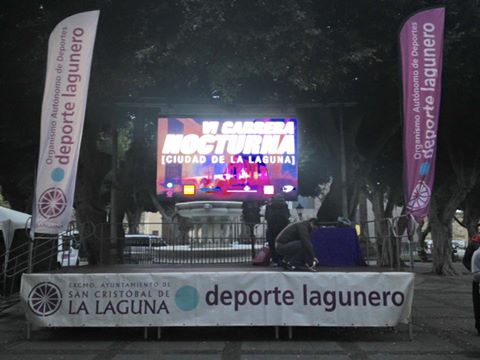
left=424, top=1, right=480, bottom=274
left=460, top=184, right=480, bottom=238
left=0, top=1, right=50, bottom=211
left=3, top=0, right=480, bottom=274
left=0, top=190, right=10, bottom=208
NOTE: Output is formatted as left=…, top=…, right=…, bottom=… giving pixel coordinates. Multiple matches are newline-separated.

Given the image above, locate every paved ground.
left=1, top=262, right=479, bottom=359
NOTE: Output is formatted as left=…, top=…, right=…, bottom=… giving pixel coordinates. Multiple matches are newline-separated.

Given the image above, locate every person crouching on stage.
left=463, top=234, right=480, bottom=336
left=275, top=218, right=320, bottom=271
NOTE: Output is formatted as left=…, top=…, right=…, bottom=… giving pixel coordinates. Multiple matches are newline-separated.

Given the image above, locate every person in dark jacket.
left=463, top=234, right=480, bottom=335
left=265, top=194, right=290, bottom=264
left=275, top=218, right=320, bottom=271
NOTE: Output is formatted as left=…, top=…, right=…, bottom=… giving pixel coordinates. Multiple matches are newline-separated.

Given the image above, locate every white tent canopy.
left=0, top=206, right=31, bottom=250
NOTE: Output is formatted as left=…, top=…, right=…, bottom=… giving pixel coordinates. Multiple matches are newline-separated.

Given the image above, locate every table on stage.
left=311, top=227, right=366, bottom=267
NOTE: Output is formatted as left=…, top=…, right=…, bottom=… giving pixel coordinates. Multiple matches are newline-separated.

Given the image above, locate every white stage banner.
left=33, top=11, right=99, bottom=234
left=21, top=271, right=414, bottom=327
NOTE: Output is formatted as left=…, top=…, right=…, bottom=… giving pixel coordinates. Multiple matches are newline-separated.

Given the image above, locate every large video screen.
left=156, top=117, right=298, bottom=201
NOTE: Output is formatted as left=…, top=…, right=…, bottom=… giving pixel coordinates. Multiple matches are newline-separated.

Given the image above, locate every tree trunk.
left=463, top=197, right=480, bottom=238
left=317, top=177, right=342, bottom=222
left=75, top=122, right=110, bottom=265
left=429, top=196, right=457, bottom=275
left=369, top=185, right=400, bottom=267
left=358, top=189, right=375, bottom=262
left=371, top=187, right=388, bottom=266
left=126, top=208, right=143, bottom=234
left=358, top=190, right=370, bottom=236
left=428, top=162, right=480, bottom=275
left=111, top=191, right=127, bottom=264
left=384, top=191, right=401, bottom=268
left=149, top=194, right=192, bottom=245
left=420, top=223, right=431, bottom=248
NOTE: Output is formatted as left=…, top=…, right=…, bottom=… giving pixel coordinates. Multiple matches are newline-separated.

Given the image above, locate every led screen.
left=156, top=117, right=298, bottom=200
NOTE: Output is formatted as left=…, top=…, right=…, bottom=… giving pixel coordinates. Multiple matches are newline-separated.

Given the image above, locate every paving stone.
left=242, top=340, right=343, bottom=352
left=113, top=355, right=220, bottom=360
left=1, top=356, right=96, bottom=360
left=122, top=340, right=225, bottom=351
left=6, top=340, right=115, bottom=351
left=240, top=355, right=348, bottom=360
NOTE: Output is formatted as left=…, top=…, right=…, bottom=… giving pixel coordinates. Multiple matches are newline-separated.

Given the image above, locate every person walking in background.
left=275, top=218, right=320, bottom=271
left=463, top=234, right=480, bottom=336
left=265, top=193, right=290, bottom=265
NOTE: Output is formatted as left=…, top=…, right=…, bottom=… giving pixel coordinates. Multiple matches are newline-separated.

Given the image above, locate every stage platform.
left=20, top=264, right=414, bottom=339
left=47, top=263, right=395, bottom=274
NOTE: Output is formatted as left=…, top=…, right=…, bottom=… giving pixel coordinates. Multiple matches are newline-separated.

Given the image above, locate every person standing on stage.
left=463, top=234, right=480, bottom=336
left=275, top=218, right=320, bottom=271
left=265, top=193, right=290, bottom=265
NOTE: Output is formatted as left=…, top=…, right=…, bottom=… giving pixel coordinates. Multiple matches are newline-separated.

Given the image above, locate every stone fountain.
left=175, top=201, right=243, bottom=245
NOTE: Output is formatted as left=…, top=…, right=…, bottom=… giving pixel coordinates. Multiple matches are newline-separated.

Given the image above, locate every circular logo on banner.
left=419, top=162, right=430, bottom=176
left=407, top=181, right=431, bottom=211
left=51, top=168, right=65, bottom=182
left=28, top=282, right=62, bottom=316
left=37, top=187, right=67, bottom=219
left=175, top=285, right=199, bottom=311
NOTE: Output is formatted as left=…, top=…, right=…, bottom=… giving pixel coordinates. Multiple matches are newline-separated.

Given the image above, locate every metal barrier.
left=0, top=224, right=80, bottom=301
left=102, top=221, right=267, bottom=265
left=0, top=220, right=266, bottom=309
left=358, top=215, right=418, bottom=270
left=2, top=215, right=421, bottom=311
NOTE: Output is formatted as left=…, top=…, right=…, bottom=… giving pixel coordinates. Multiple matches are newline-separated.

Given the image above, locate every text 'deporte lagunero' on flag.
left=400, top=7, right=445, bottom=221
left=33, top=11, right=99, bottom=234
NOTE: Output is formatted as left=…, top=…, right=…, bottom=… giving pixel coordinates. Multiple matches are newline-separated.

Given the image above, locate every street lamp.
left=296, top=203, right=304, bottom=221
